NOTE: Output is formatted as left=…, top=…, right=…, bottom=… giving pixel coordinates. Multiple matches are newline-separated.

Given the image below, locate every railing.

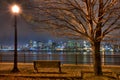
left=0, top=52, right=120, bottom=65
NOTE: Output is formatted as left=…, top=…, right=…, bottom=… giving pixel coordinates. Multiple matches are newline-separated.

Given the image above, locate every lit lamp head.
left=12, top=5, right=20, bottom=14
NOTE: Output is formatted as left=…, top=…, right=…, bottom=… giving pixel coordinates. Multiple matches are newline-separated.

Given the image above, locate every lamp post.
left=11, top=5, right=20, bottom=72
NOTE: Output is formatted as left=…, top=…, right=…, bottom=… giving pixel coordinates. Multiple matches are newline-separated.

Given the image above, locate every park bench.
left=33, top=60, right=61, bottom=73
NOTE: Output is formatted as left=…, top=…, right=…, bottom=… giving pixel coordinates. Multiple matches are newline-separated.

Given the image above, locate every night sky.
left=0, top=9, right=61, bottom=46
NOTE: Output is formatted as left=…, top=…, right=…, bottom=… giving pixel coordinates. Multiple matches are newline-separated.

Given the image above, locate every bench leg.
left=81, top=72, right=83, bottom=79
left=59, top=67, right=62, bottom=73
left=116, top=74, right=119, bottom=80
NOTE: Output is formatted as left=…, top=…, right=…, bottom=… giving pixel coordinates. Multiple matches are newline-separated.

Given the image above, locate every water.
left=0, top=51, right=120, bottom=65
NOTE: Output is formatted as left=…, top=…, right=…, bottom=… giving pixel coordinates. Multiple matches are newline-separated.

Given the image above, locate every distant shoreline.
left=0, top=49, right=91, bottom=52
left=0, top=49, right=117, bottom=52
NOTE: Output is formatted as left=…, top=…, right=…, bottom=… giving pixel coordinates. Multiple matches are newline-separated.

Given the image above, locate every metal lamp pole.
left=11, top=5, right=20, bottom=72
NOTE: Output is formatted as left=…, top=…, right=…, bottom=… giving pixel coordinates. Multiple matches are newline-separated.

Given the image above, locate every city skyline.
left=0, top=39, right=119, bottom=52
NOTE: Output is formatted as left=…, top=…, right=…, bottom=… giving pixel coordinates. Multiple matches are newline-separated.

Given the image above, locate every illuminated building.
left=33, top=41, right=37, bottom=48
left=37, top=41, right=43, bottom=48
left=28, top=40, right=33, bottom=48
left=47, top=40, right=53, bottom=49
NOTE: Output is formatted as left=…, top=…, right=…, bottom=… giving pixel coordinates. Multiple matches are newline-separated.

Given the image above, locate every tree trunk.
left=92, top=41, right=103, bottom=76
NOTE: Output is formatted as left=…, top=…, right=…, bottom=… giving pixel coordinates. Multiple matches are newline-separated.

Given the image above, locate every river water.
left=0, top=51, right=120, bottom=65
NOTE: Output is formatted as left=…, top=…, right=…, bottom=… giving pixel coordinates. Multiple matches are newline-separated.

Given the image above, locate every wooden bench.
left=33, top=60, right=61, bottom=73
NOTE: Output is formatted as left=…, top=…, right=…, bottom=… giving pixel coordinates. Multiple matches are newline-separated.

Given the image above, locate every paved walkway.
left=0, top=63, right=120, bottom=80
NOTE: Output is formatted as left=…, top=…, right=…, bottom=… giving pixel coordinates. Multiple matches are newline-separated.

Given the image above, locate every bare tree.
left=23, top=0, right=120, bottom=76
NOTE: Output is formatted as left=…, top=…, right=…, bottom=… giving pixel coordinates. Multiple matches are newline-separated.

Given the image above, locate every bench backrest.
left=33, top=60, right=61, bottom=68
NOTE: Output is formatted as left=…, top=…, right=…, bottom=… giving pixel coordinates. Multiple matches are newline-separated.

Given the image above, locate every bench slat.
left=34, top=61, right=60, bottom=68
left=33, top=60, right=61, bottom=73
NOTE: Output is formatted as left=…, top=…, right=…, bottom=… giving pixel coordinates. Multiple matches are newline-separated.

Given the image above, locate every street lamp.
left=11, top=4, right=20, bottom=72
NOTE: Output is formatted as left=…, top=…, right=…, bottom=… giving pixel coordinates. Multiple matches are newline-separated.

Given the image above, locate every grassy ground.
left=0, top=63, right=120, bottom=80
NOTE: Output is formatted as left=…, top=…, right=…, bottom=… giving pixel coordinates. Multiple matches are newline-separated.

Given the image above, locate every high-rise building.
left=28, top=40, right=33, bottom=48
left=33, top=41, right=37, bottom=48
left=37, top=41, right=44, bottom=49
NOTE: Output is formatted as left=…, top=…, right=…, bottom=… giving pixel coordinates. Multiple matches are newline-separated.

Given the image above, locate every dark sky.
left=0, top=10, right=60, bottom=46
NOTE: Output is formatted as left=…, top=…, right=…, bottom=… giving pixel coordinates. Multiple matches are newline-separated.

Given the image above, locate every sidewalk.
left=0, top=63, right=120, bottom=80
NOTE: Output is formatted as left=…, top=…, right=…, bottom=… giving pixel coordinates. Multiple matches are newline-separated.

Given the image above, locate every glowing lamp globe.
left=12, top=5, right=20, bottom=13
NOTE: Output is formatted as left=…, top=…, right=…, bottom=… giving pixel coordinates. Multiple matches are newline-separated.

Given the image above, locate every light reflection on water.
left=0, top=51, right=120, bottom=65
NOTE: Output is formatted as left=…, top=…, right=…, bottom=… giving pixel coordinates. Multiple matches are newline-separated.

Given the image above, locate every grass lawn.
left=0, top=63, right=120, bottom=80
